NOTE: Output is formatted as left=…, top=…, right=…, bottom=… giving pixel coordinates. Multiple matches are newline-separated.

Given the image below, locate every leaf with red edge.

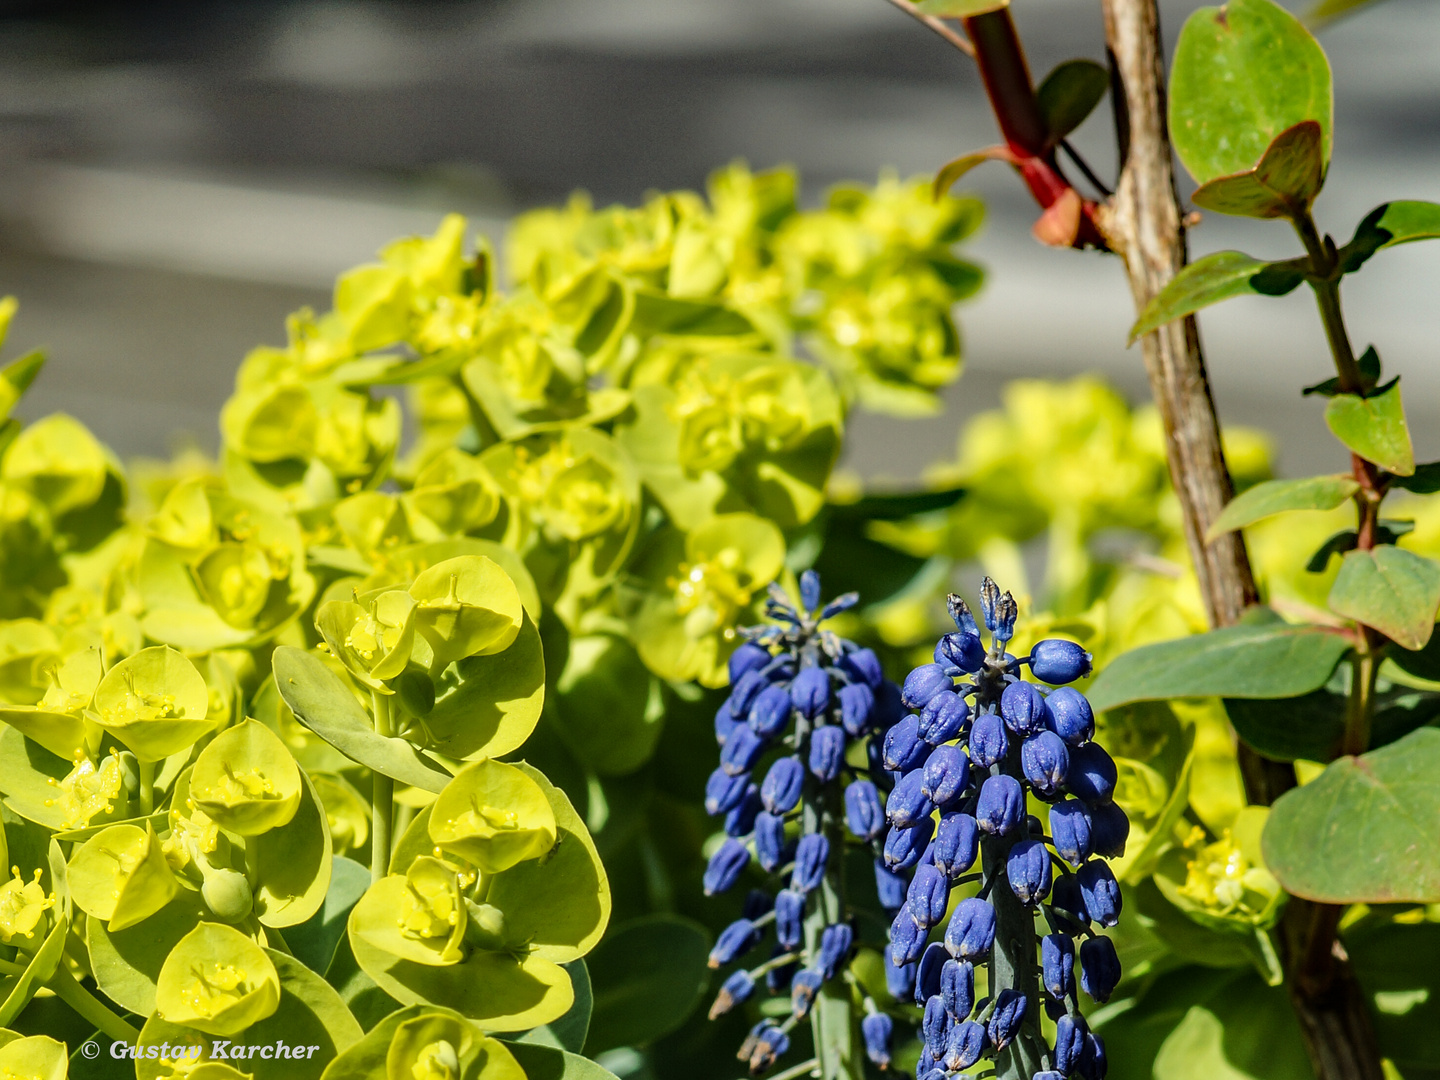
left=1191, top=120, right=1326, bottom=220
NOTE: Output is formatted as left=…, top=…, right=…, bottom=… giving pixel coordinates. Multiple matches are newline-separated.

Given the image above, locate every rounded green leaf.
left=1190, top=121, right=1327, bottom=219
left=1328, top=546, right=1440, bottom=650
left=316, top=590, right=418, bottom=690
left=1036, top=59, right=1109, bottom=143
left=1129, top=251, right=1307, bottom=343
left=1206, top=474, right=1359, bottom=540
left=409, top=556, right=524, bottom=670
left=548, top=633, right=663, bottom=777
left=87, top=889, right=207, bottom=1016
left=67, top=821, right=176, bottom=932
left=423, top=611, right=546, bottom=760
left=93, top=645, right=212, bottom=762
left=1, top=413, right=108, bottom=515
left=1324, top=380, right=1415, bottom=477
left=319, top=1003, right=524, bottom=1080
left=429, top=759, right=556, bottom=874
left=155, top=922, right=281, bottom=1036
left=190, top=720, right=303, bottom=837
left=502, top=1042, right=623, bottom=1080
left=0, top=1035, right=65, bottom=1080
left=252, top=767, right=334, bottom=927
left=580, top=916, right=709, bottom=1055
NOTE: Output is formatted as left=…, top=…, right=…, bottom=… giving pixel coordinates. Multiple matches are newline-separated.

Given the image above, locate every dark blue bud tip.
left=800, top=568, right=822, bottom=613
left=979, top=577, right=1002, bottom=633
left=947, top=592, right=978, bottom=636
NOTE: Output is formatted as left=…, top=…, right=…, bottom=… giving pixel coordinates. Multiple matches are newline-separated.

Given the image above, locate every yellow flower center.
left=46, top=755, right=124, bottom=829
left=412, top=1040, right=461, bottom=1080
left=183, top=961, right=254, bottom=1017
left=0, top=868, right=53, bottom=944
left=399, top=873, right=462, bottom=942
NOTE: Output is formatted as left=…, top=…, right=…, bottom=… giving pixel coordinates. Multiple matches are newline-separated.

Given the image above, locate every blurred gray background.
left=0, top=0, right=1436, bottom=480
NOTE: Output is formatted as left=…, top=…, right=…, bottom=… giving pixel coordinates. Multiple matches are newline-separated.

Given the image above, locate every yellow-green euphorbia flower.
left=0, top=1034, right=68, bottom=1080
left=428, top=759, right=557, bottom=874
left=351, top=856, right=471, bottom=967
left=67, top=821, right=177, bottom=931
left=188, top=719, right=302, bottom=836
left=408, top=556, right=523, bottom=671
left=92, top=645, right=212, bottom=762
left=154, top=922, right=281, bottom=1036
left=317, top=588, right=418, bottom=690
left=0, top=867, right=54, bottom=945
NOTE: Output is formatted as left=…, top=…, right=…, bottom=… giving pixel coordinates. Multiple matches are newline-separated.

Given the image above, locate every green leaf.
left=0, top=915, right=67, bottom=1028
left=1328, top=546, right=1440, bottom=649
left=826, top=485, right=966, bottom=522
left=1389, top=460, right=1440, bottom=495
left=518, top=961, right=592, bottom=1054
left=1170, top=0, right=1333, bottom=184
left=1129, top=251, right=1307, bottom=342
left=582, top=915, right=711, bottom=1055
left=504, top=1042, right=623, bottom=1080
left=629, top=290, right=753, bottom=337
left=1325, top=379, right=1414, bottom=475
left=1388, top=628, right=1440, bottom=682
left=1347, top=920, right=1440, bottom=1079
left=1036, top=59, right=1109, bottom=142
left=253, top=766, right=333, bottom=927
left=423, top=612, right=547, bottom=761
left=548, top=633, right=665, bottom=777
left=1306, top=0, right=1393, bottom=29
left=1338, top=200, right=1440, bottom=274
left=1206, top=474, right=1358, bottom=540
left=87, top=890, right=206, bottom=1016
left=1262, top=727, right=1440, bottom=902
left=1190, top=120, right=1327, bottom=219
left=1149, top=966, right=1315, bottom=1080
left=272, top=646, right=453, bottom=794
left=1226, top=683, right=1440, bottom=761
left=1086, top=617, right=1351, bottom=712
left=915, top=0, right=1009, bottom=15
left=1302, top=344, right=1382, bottom=396
left=931, top=148, right=1014, bottom=201
left=280, top=854, right=370, bottom=975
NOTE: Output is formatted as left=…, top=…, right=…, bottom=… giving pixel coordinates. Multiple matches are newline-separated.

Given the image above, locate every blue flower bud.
left=721, top=724, right=768, bottom=776
left=791, top=833, right=829, bottom=893
left=941, top=958, right=974, bottom=1020
left=1079, top=935, right=1121, bottom=1003
left=915, top=941, right=947, bottom=1004
left=874, top=680, right=906, bottom=727
left=817, top=923, right=854, bottom=980
left=845, top=780, right=885, bottom=840
left=1041, top=933, right=1075, bottom=1000
left=704, top=838, right=750, bottom=895
left=1049, top=799, right=1094, bottom=868
left=761, top=756, right=805, bottom=815
left=908, top=863, right=951, bottom=929
left=749, top=683, right=793, bottom=739
left=944, top=1020, right=987, bottom=1072
left=1080, top=1031, right=1108, bottom=1080
left=979, top=579, right=1001, bottom=632
left=943, top=897, right=996, bottom=961
left=1054, top=1014, right=1087, bottom=1075
left=1001, top=681, right=1049, bottom=737
left=937, top=630, right=985, bottom=674
left=933, top=812, right=979, bottom=879
left=921, top=744, right=970, bottom=808
left=710, top=918, right=761, bottom=968
left=791, top=666, right=831, bottom=720
left=889, top=908, right=927, bottom=966
left=1088, top=801, right=1130, bottom=859
left=1035, top=1072, right=1065, bottom=1080
left=748, top=1024, right=790, bottom=1074
left=923, top=995, right=954, bottom=1058
left=1077, top=860, right=1123, bottom=928
left=1066, top=742, right=1117, bottom=804
left=729, top=642, right=773, bottom=686
left=886, top=769, right=936, bottom=830
left=725, top=785, right=763, bottom=837
left=800, top=569, right=822, bottom=612
left=774, top=888, right=805, bottom=949
left=1030, top=639, right=1093, bottom=685
left=882, top=817, right=934, bottom=872
left=918, top=691, right=970, bottom=745
left=754, top=811, right=788, bottom=873
left=842, top=647, right=884, bottom=689
left=1045, top=685, right=1095, bottom=745
left=1007, top=838, right=1053, bottom=906
left=767, top=950, right=797, bottom=995
left=790, top=969, right=823, bottom=1019
left=808, top=724, right=846, bottom=782
left=729, top=667, right=769, bottom=717
left=738, top=1020, right=769, bottom=1061
left=742, top=889, right=772, bottom=920
left=862, top=1012, right=894, bottom=1069
left=716, top=702, right=740, bottom=747
left=1052, top=873, right=1090, bottom=930
left=988, top=988, right=1027, bottom=1050
left=886, top=946, right=917, bottom=1001
left=902, top=663, right=953, bottom=710
left=708, top=968, right=755, bottom=1018
left=968, top=710, right=1009, bottom=768
left=919, top=1065, right=946, bottom=1080
left=706, top=767, right=751, bottom=815
left=882, top=715, right=929, bottom=773
left=976, top=774, right=1025, bottom=836
left=1021, top=730, right=1070, bottom=797
left=838, top=682, right=876, bottom=736
left=875, top=858, right=908, bottom=911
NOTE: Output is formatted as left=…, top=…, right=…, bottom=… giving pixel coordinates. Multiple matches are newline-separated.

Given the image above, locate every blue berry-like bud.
left=915, top=941, right=947, bottom=1004
left=976, top=774, right=1025, bottom=836
left=842, top=647, right=884, bottom=689
left=918, top=691, right=970, bottom=745
left=1035, top=1072, right=1065, bottom=1080
left=933, top=812, right=979, bottom=879
left=908, top=863, right=951, bottom=929
left=1042, top=933, right=1075, bottom=1000
left=760, top=756, right=805, bottom=815
left=1054, top=1014, right=1087, bottom=1075
left=1079, top=935, right=1121, bottom=1003
left=915, top=1048, right=940, bottom=1080
left=790, top=969, right=823, bottom=1019
left=875, top=859, right=909, bottom=911
left=889, top=908, right=927, bottom=966
left=943, top=897, right=996, bottom=960
left=709, top=918, right=761, bottom=968
left=1089, top=801, right=1130, bottom=859
left=883, top=715, right=929, bottom=774
left=1030, top=639, right=1093, bottom=684
left=729, top=642, right=772, bottom=685
left=774, top=888, right=805, bottom=949
left=968, top=710, right=1009, bottom=768
left=941, top=958, right=974, bottom=1020
left=706, top=767, right=751, bottom=815
left=887, top=947, right=918, bottom=1001
left=944, top=1020, right=987, bottom=1072
left=754, top=811, right=788, bottom=872
left=937, top=630, right=985, bottom=674
left=1046, top=685, right=1095, bottom=745
left=729, top=668, right=769, bottom=717
left=886, top=769, right=936, bottom=830
left=742, top=889, right=772, bottom=920
left=800, top=569, right=822, bottom=612
left=1077, top=860, right=1123, bottom=928
left=708, top=969, right=755, bottom=1018
left=838, top=682, right=875, bottom=736
left=749, top=684, right=794, bottom=739
left=923, top=996, right=954, bottom=1058
left=1050, top=799, right=1094, bottom=868
left=817, top=923, right=853, bottom=979
left=791, top=666, right=832, bottom=720
left=1080, top=1032, right=1108, bottom=1080
left=715, top=702, right=740, bottom=747
left=791, top=833, right=829, bottom=892
left=988, top=988, right=1027, bottom=1050
left=808, top=724, right=846, bottom=782
left=1021, top=730, right=1070, bottom=797
left=704, top=838, right=750, bottom=895
left=921, top=744, right=970, bottom=808
left=1001, top=681, right=1049, bottom=737
left=882, top=817, right=934, bottom=871
left=902, top=664, right=953, bottom=710
left=862, top=1012, right=894, bottom=1069
left=845, top=781, right=885, bottom=840
left=1052, top=873, right=1090, bottom=930
left=1066, top=742, right=1118, bottom=804
left=749, top=1024, right=790, bottom=1073
left=721, top=725, right=768, bottom=776
left=724, top=785, right=763, bottom=837
left=1007, top=838, right=1052, bottom=906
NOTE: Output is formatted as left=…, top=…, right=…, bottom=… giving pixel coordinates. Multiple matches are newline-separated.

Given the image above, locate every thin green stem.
left=371, top=690, right=395, bottom=884
left=1342, top=640, right=1380, bottom=758
left=48, top=963, right=140, bottom=1044
left=1292, top=210, right=1361, bottom=391
left=766, top=1057, right=822, bottom=1080
left=803, top=786, right=863, bottom=1080
left=137, top=760, right=155, bottom=817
